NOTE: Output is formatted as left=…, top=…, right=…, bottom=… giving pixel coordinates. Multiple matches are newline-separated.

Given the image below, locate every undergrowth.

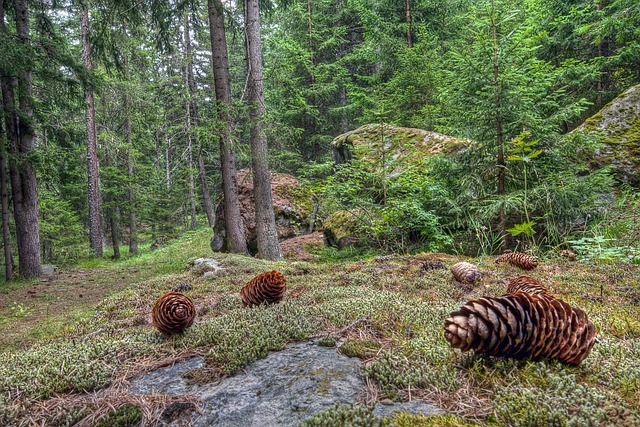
left=0, top=229, right=639, bottom=426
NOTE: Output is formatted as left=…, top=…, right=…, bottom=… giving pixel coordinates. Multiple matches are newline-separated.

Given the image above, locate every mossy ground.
left=1, top=229, right=639, bottom=426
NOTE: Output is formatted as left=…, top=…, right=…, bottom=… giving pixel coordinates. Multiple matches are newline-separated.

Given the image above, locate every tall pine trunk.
left=81, top=0, right=103, bottom=257
left=11, top=0, right=42, bottom=278
left=491, top=0, right=506, bottom=239
left=208, top=0, right=248, bottom=254
left=123, top=54, right=138, bottom=255
left=244, top=0, right=281, bottom=260
left=183, top=13, right=197, bottom=230
left=1, top=0, right=14, bottom=281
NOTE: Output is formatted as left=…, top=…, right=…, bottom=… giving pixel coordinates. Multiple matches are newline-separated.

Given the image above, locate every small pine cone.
left=444, top=293, right=596, bottom=365
left=506, top=276, right=553, bottom=297
left=558, top=249, right=577, bottom=261
left=152, top=292, right=196, bottom=334
left=240, top=270, right=287, bottom=307
left=495, top=252, right=538, bottom=270
left=451, top=262, right=482, bottom=285
left=171, top=282, right=193, bottom=292
left=421, top=260, right=446, bottom=272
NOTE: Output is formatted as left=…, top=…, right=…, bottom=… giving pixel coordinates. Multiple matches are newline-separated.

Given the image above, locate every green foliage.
left=39, top=188, right=87, bottom=264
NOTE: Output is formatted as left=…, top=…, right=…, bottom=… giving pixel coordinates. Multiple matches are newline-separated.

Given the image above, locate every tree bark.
left=1, top=0, right=15, bottom=281
left=11, top=0, right=42, bottom=278
left=208, top=0, right=248, bottom=254
left=123, top=54, right=138, bottom=255
left=81, top=0, right=103, bottom=257
left=491, top=0, right=506, bottom=238
left=244, top=0, right=282, bottom=260
left=197, top=154, right=215, bottom=227
left=406, top=0, right=412, bottom=48
left=183, top=13, right=197, bottom=230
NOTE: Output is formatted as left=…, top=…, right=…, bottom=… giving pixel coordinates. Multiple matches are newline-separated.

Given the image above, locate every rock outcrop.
left=211, top=169, right=318, bottom=254
left=129, top=342, right=443, bottom=426
left=572, top=84, right=640, bottom=185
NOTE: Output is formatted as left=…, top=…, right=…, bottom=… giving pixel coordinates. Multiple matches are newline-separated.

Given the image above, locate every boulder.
left=280, top=232, right=326, bottom=261
left=331, top=123, right=470, bottom=168
left=211, top=169, right=318, bottom=254
left=572, top=84, right=640, bottom=185
left=323, top=210, right=363, bottom=249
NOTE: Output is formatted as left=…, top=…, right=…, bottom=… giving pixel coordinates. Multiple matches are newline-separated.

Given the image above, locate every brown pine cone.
left=240, top=270, right=287, bottom=307
left=495, top=252, right=538, bottom=270
left=152, top=292, right=196, bottom=334
left=444, top=293, right=596, bottom=365
left=506, top=276, right=553, bottom=297
left=558, top=249, right=577, bottom=261
left=421, top=260, right=446, bottom=272
left=451, top=262, right=482, bottom=285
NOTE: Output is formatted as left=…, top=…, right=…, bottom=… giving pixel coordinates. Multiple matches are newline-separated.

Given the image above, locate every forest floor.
left=1, top=228, right=639, bottom=426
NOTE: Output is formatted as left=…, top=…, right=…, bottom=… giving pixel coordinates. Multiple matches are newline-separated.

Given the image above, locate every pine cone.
left=444, top=293, right=596, bottom=365
left=558, top=249, right=577, bottom=261
left=421, top=260, right=446, bottom=272
left=240, top=270, right=287, bottom=307
left=152, top=292, right=196, bottom=334
left=506, top=276, right=553, bottom=297
left=451, top=262, right=482, bottom=285
left=495, top=252, right=538, bottom=270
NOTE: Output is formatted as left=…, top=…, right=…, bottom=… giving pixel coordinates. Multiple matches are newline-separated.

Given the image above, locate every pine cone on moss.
left=421, top=260, right=446, bottom=273
left=240, top=270, right=287, bottom=307
left=451, top=262, right=482, bottom=285
left=444, top=293, right=596, bottom=365
left=152, top=292, right=196, bottom=334
left=506, top=276, right=553, bottom=297
left=495, top=252, right=538, bottom=270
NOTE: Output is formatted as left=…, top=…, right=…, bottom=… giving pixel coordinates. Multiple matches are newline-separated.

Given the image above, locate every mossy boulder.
left=211, top=169, right=318, bottom=254
left=323, top=210, right=364, bottom=249
left=572, top=84, right=640, bottom=185
left=331, top=123, right=470, bottom=167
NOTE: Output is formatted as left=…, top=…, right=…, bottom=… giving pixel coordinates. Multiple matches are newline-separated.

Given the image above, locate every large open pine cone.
left=495, top=252, right=538, bottom=270
left=152, top=292, right=196, bottom=334
left=451, top=262, right=482, bottom=285
left=444, top=292, right=596, bottom=365
left=506, top=276, right=553, bottom=297
left=240, top=270, right=287, bottom=307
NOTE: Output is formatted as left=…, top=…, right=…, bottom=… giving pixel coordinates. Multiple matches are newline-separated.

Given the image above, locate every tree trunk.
left=244, top=0, right=282, bottom=260
left=208, top=0, right=248, bottom=254
left=110, top=206, right=120, bottom=259
left=491, top=0, right=506, bottom=238
left=197, top=154, right=215, bottom=227
left=183, top=13, right=197, bottom=230
left=123, top=55, right=138, bottom=255
left=81, top=0, right=103, bottom=257
left=406, top=0, right=412, bottom=48
left=1, top=0, right=14, bottom=281
left=11, top=0, right=42, bottom=278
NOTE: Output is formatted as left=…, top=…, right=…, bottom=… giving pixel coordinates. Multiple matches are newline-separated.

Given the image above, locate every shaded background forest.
left=1, top=0, right=640, bottom=276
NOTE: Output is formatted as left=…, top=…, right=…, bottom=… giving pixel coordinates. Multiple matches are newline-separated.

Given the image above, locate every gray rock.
left=129, top=342, right=442, bottom=426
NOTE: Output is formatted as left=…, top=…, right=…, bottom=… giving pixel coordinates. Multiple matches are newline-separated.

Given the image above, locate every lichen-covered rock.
left=322, top=210, right=363, bottom=249
left=572, top=85, right=640, bottom=185
left=331, top=124, right=470, bottom=166
left=211, top=169, right=318, bottom=254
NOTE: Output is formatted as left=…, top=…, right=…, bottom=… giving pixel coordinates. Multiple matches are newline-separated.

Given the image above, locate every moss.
left=93, top=404, right=142, bottom=427
left=339, top=339, right=383, bottom=359
left=298, top=404, right=378, bottom=426
left=388, top=413, right=481, bottom=427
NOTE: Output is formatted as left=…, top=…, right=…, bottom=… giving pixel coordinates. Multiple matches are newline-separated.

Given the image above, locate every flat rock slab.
left=130, top=342, right=442, bottom=426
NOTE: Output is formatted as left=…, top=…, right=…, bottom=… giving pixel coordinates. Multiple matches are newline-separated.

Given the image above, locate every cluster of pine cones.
left=444, top=252, right=596, bottom=365
left=151, top=270, right=287, bottom=335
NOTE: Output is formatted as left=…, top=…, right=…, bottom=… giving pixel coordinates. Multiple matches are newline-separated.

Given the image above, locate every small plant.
left=10, top=302, right=30, bottom=318
left=506, top=131, right=542, bottom=243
